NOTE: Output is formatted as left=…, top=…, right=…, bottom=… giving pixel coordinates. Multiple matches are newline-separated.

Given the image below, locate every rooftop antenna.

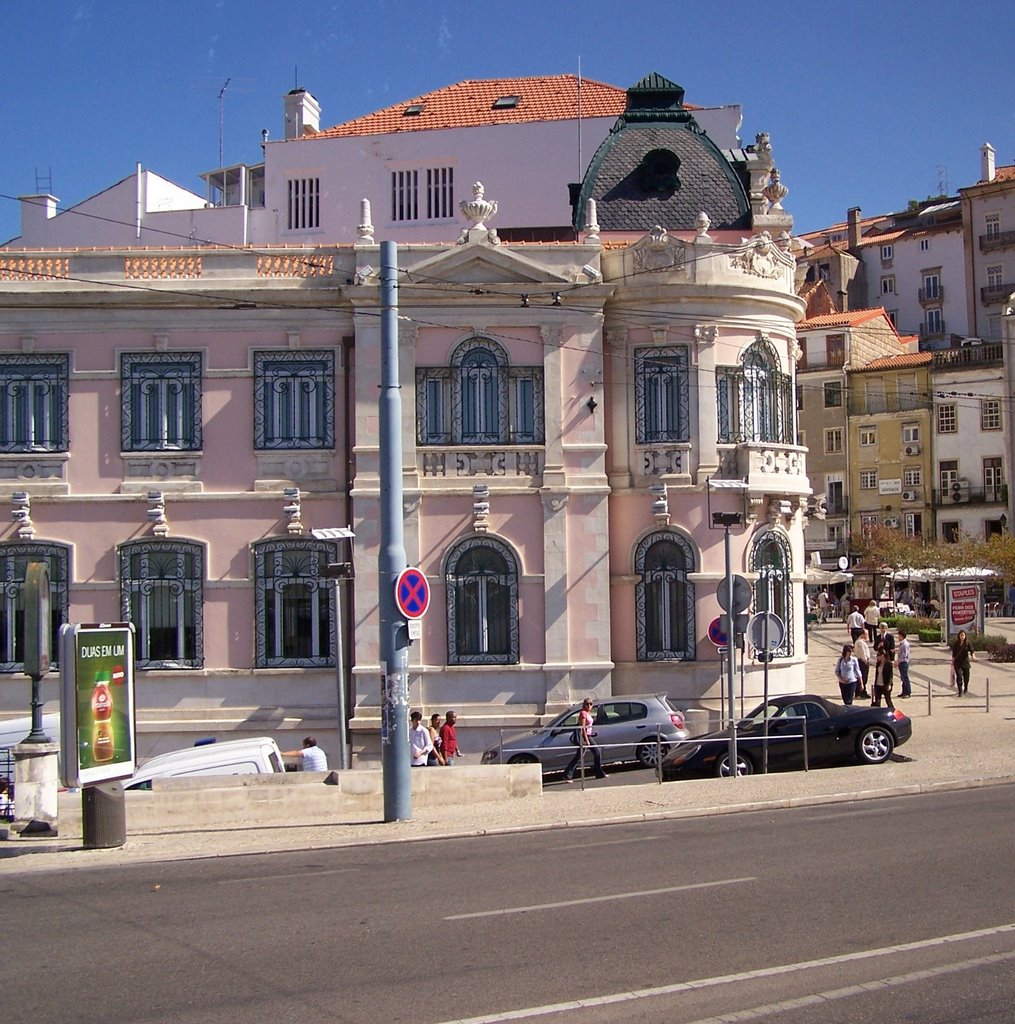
left=294, top=65, right=299, bottom=90
left=34, top=167, right=53, bottom=194
left=218, top=77, right=231, bottom=167
left=936, top=164, right=949, bottom=196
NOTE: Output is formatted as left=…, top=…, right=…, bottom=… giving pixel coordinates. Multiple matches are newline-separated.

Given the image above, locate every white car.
left=123, top=737, right=286, bottom=790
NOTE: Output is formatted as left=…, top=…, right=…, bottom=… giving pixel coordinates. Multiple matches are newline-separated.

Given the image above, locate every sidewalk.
left=3, top=621, right=1014, bottom=875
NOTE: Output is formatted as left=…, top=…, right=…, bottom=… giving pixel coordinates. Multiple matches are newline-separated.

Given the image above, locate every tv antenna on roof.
left=936, top=164, right=949, bottom=196
left=218, top=78, right=231, bottom=167
left=34, top=167, right=53, bottom=194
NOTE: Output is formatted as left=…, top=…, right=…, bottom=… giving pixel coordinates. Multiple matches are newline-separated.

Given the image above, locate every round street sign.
left=837, top=555, right=850, bottom=571
left=747, top=611, right=786, bottom=652
left=394, top=567, right=431, bottom=620
left=707, top=616, right=728, bottom=647
left=717, top=574, right=752, bottom=613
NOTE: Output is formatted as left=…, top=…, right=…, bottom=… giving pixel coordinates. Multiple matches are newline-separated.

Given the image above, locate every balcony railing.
left=920, top=320, right=947, bottom=340
left=981, top=282, right=1015, bottom=304
left=847, top=393, right=932, bottom=416
left=918, top=285, right=944, bottom=305
left=932, top=343, right=1003, bottom=369
left=979, top=230, right=1015, bottom=253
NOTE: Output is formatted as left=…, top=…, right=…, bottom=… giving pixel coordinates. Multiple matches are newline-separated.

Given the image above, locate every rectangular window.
left=823, top=381, right=843, bottom=408
left=902, top=422, right=920, bottom=444
left=985, top=213, right=1000, bottom=240
left=795, top=383, right=803, bottom=411
left=920, top=238, right=930, bottom=252
left=987, top=265, right=1003, bottom=288
left=826, top=523, right=842, bottom=543
left=826, top=478, right=844, bottom=515
left=984, top=457, right=1004, bottom=501
left=981, top=399, right=1002, bottom=431
left=881, top=276, right=896, bottom=295
left=903, top=468, right=922, bottom=487
left=904, top=512, right=922, bottom=537
left=121, top=352, right=202, bottom=452
left=937, top=404, right=957, bottom=434
left=925, top=308, right=944, bottom=335
left=922, top=273, right=940, bottom=300
left=254, top=351, right=335, bottom=450
left=942, top=521, right=960, bottom=543
left=881, top=244, right=894, bottom=261
left=860, top=470, right=877, bottom=489
left=825, top=335, right=845, bottom=365
left=391, top=166, right=455, bottom=222
left=824, top=428, right=843, bottom=454
left=635, top=347, right=690, bottom=443
left=860, top=513, right=879, bottom=531
left=989, top=315, right=1001, bottom=340
left=0, top=353, right=69, bottom=453
left=939, top=459, right=959, bottom=497
left=286, top=177, right=320, bottom=230
left=858, top=426, right=876, bottom=446
left=0, top=543, right=69, bottom=672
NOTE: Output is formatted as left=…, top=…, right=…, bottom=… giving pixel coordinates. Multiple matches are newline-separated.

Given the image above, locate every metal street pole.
left=378, top=240, right=411, bottom=821
left=723, top=524, right=737, bottom=777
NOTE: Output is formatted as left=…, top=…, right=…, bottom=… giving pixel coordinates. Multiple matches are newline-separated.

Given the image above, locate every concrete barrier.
left=56, top=762, right=542, bottom=838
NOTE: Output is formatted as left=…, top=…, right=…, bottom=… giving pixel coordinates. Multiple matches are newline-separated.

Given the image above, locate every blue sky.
left=3, top=0, right=1013, bottom=245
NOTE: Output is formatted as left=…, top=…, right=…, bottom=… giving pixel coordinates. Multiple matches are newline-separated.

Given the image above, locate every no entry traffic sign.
left=394, top=567, right=431, bottom=620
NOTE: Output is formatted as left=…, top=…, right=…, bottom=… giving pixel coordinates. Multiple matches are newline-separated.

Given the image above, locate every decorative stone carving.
left=357, top=199, right=375, bottom=243
left=695, top=211, right=711, bottom=240
left=632, top=225, right=686, bottom=273
left=282, top=487, right=302, bottom=535
left=650, top=483, right=669, bottom=525
left=146, top=490, right=170, bottom=538
left=729, top=232, right=788, bottom=280
left=457, top=182, right=501, bottom=245
left=694, top=324, right=718, bottom=348
left=472, top=484, right=490, bottom=532
left=640, top=447, right=686, bottom=477
left=354, top=263, right=377, bottom=285
left=584, top=199, right=601, bottom=243
left=763, top=168, right=789, bottom=211
left=403, top=494, right=422, bottom=518
left=541, top=492, right=569, bottom=515
left=10, top=491, right=34, bottom=540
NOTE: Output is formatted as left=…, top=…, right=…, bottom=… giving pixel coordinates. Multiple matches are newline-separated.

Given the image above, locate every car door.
left=768, top=700, right=837, bottom=769
left=537, top=708, right=583, bottom=771
left=591, top=700, right=650, bottom=767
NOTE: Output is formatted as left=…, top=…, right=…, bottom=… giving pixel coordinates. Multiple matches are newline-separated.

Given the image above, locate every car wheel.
left=714, top=750, right=754, bottom=777
left=635, top=741, right=672, bottom=768
left=856, top=726, right=894, bottom=764
left=507, top=754, right=539, bottom=765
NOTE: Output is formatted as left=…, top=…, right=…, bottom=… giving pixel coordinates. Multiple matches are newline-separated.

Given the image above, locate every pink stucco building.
left=0, top=74, right=808, bottom=761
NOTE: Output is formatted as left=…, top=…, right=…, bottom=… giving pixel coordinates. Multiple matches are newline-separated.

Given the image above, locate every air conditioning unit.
left=884, top=516, right=900, bottom=528
left=950, top=479, right=970, bottom=503
left=902, top=490, right=917, bottom=502
left=903, top=443, right=922, bottom=457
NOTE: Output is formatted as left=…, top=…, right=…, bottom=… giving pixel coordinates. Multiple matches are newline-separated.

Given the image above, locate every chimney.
left=283, top=89, right=321, bottom=141
left=846, top=206, right=862, bottom=249
left=19, top=194, right=59, bottom=238
left=981, top=142, right=996, bottom=183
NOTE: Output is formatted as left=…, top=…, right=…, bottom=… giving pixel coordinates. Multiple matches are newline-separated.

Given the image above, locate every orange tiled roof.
left=797, top=308, right=890, bottom=329
left=797, top=214, right=887, bottom=244
left=853, top=351, right=933, bottom=372
left=313, top=75, right=628, bottom=138
left=855, top=229, right=906, bottom=248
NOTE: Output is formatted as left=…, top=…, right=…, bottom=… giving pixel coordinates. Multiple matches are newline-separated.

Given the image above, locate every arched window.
left=119, top=540, right=204, bottom=669
left=446, top=537, right=519, bottom=664
left=635, top=531, right=696, bottom=661
left=253, top=539, right=337, bottom=668
left=750, top=530, right=793, bottom=657
left=0, top=542, right=70, bottom=672
left=635, top=346, right=690, bottom=443
left=417, top=337, right=543, bottom=446
left=717, top=337, right=794, bottom=444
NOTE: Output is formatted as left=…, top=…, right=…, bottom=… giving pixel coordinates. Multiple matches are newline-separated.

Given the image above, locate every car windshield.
left=741, top=700, right=829, bottom=725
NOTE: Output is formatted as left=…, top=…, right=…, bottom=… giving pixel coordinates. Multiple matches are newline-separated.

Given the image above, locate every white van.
left=123, top=737, right=286, bottom=791
left=0, top=714, right=61, bottom=782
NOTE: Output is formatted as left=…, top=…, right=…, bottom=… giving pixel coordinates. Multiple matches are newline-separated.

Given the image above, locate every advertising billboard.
left=59, top=623, right=136, bottom=787
left=945, top=581, right=984, bottom=643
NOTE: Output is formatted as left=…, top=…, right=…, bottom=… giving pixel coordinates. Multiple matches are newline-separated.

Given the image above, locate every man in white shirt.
left=897, top=629, right=913, bottom=698
left=847, top=606, right=865, bottom=642
left=409, top=711, right=434, bottom=767
left=283, top=736, right=328, bottom=772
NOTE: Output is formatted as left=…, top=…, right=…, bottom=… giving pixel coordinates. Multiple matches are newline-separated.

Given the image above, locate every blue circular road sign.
left=395, top=567, right=431, bottom=620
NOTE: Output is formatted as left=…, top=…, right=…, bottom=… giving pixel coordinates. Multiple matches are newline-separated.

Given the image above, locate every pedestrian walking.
left=563, top=697, right=606, bottom=782
left=875, top=621, right=895, bottom=663
left=817, top=590, right=829, bottom=624
left=951, top=629, right=975, bottom=696
left=847, top=606, right=865, bottom=643
left=863, top=601, right=880, bottom=643
left=872, top=647, right=895, bottom=710
left=409, top=711, right=433, bottom=767
left=854, top=634, right=872, bottom=698
left=896, top=629, right=912, bottom=698
left=439, top=710, right=464, bottom=765
left=834, top=644, right=861, bottom=705
left=427, top=712, right=446, bottom=766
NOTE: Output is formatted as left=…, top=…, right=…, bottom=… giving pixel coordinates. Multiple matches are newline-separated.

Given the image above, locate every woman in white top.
left=834, top=644, right=862, bottom=705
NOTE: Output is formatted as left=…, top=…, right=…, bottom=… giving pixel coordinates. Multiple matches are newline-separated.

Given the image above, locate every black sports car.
left=661, top=694, right=912, bottom=780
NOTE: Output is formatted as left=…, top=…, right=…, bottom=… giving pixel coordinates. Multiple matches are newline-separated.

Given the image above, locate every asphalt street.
left=4, top=783, right=1015, bottom=1024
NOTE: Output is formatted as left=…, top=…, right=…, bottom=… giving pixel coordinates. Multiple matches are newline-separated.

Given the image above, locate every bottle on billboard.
left=92, top=669, right=114, bottom=761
